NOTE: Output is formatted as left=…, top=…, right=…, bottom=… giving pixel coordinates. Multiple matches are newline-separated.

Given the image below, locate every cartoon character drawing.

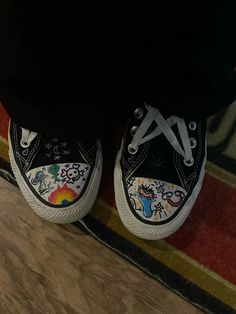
left=31, top=170, right=53, bottom=195
left=154, top=182, right=165, bottom=194
left=137, top=184, right=156, bottom=218
left=154, top=202, right=167, bottom=219
left=61, top=164, right=85, bottom=184
left=48, top=164, right=60, bottom=183
left=162, top=190, right=185, bottom=207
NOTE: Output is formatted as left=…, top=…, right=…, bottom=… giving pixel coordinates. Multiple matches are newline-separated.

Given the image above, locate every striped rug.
left=0, top=103, right=235, bottom=313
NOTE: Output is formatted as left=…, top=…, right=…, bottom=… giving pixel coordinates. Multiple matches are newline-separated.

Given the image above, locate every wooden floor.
left=0, top=177, right=202, bottom=314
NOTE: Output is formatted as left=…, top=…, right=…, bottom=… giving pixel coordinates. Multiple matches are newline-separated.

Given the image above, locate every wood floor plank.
left=0, top=177, right=202, bottom=314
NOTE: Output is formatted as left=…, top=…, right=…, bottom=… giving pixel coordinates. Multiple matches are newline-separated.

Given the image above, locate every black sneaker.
left=114, top=103, right=206, bottom=240
left=8, top=120, right=103, bottom=223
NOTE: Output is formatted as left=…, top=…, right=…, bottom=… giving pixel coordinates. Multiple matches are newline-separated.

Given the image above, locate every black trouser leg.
left=0, top=2, right=235, bottom=140
left=0, top=3, right=136, bottom=139
left=143, top=2, right=236, bottom=119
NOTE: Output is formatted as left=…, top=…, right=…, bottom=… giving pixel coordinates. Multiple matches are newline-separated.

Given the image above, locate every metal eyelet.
left=190, top=137, right=197, bottom=149
left=189, top=121, right=197, bottom=131
left=20, top=140, right=30, bottom=148
left=128, top=144, right=138, bottom=155
left=183, top=158, right=194, bottom=167
left=130, top=126, right=138, bottom=136
left=134, top=108, right=143, bottom=119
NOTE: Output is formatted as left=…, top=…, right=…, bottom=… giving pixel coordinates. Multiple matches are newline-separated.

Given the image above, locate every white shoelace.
left=129, top=104, right=194, bottom=165
left=20, top=128, right=38, bottom=148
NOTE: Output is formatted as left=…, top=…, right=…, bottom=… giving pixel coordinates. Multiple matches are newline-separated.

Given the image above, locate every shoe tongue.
left=132, top=128, right=183, bottom=187
left=29, top=137, right=85, bottom=170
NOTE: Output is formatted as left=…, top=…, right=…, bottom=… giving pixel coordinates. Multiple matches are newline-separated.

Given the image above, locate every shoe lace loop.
left=129, top=104, right=194, bottom=164
left=20, top=128, right=38, bottom=148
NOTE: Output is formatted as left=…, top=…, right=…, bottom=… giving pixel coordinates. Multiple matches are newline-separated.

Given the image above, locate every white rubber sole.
left=8, top=126, right=103, bottom=224
left=114, top=139, right=206, bottom=240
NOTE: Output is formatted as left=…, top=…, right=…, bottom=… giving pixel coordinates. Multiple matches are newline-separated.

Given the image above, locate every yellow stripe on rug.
left=206, top=161, right=236, bottom=188
left=0, top=136, right=9, bottom=162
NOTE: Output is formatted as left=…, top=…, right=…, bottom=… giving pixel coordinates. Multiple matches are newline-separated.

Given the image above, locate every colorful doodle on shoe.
left=137, top=184, right=156, bottom=218
left=48, top=164, right=60, bottom=183
left=31, top=170, right=53, bottom=195
left=28, top=163, right=90, bottom=206
left=127, top=177, right=186, bottom=222
left=61, top=164, right=85, bottom=184
left=48, top=184, right=77, bottom=205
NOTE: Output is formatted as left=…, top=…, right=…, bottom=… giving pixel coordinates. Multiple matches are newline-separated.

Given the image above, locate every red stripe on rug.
left=0, top=105, right=9, bottom=139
